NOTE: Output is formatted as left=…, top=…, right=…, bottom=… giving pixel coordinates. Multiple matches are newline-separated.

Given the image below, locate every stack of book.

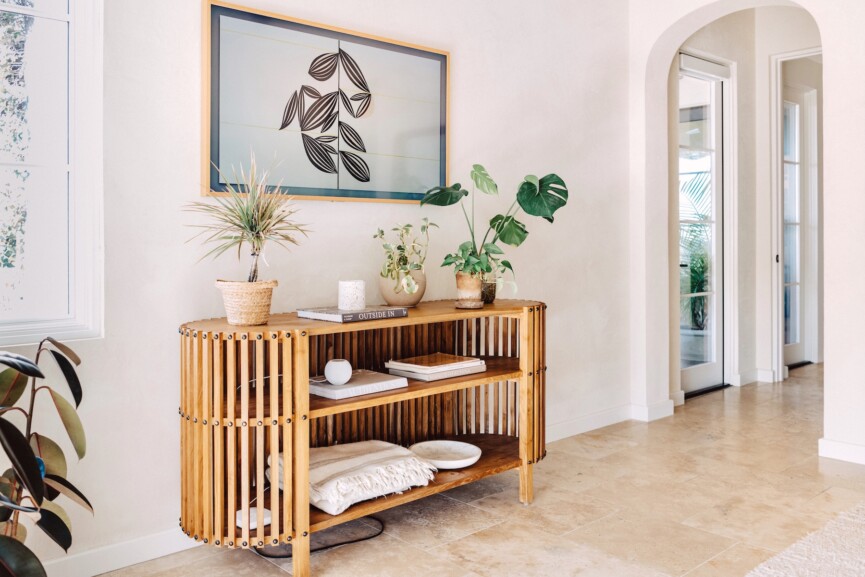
left=309, top=369, right=408, bottom=400
left=297, top=305, right=408, bottom=323
left=384, top=353, right=486, bottom=382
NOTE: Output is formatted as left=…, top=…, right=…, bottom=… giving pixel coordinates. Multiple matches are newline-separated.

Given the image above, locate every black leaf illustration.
left=280, top=91, right=297, bottom=130
left=300, top=91, right=338, bottom=131
left=302, top=134, right=337, bottom=174
left=321, top=111, right=338, bottom=133
left=308, top=52, right=338, bottom=81
left=339, top=89, right=355, bottom=119
left=320, top=142, right=337, bottom=154
left=316, top=135, right=337, bottom=143
left=352, top=92, right=371, bottom=118
left=339, top=50, right=369, bottom=91
left=297, top=91, right=306, bottom=128
left=301, top=85, right=321, bottom=99
left=340, top=151, right=370, bottom=182
left=339, top=121, right=366, bottom=153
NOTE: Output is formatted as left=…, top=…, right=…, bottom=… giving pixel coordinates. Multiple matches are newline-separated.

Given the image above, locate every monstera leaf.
left=420, top=184, right=469, bottom=206
left=490, top=214, right=528, bottom=247
left=470, top=164, right=498, bottom=195
left=516, top=173, right=568, bottom=222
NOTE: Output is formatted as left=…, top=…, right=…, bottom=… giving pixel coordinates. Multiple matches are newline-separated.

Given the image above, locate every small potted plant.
left=421, top=164, right=568, bottom=308
left=373, top=218, right=437, bottom=307
left=186, top=154, right=309, bottom=325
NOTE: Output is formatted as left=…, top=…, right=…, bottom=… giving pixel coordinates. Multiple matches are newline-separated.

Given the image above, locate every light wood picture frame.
left=203, top=1, right=449, bottom=203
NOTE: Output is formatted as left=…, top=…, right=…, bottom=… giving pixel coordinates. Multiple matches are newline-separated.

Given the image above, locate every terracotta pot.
left=215, top=279, right=277, bottom=326
left=455, top=272, right=483, bottom=309
left=378, top=270, right=426, bottom=307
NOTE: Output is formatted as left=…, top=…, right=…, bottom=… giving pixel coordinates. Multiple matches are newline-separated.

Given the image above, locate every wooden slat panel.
left=254, top=336, right=265, bottom=546
left=292, top=331, right=311, bottom=576
left=282, top=333, right=293, bottom=542
left=226, top=335, right=237, bottom=547
left=240, top=335, right=250, bottom=547
left=268, top=333, right=280, bottom=545
left=212, top=333, right=224, bottom=545
left=201, top=331, right=213, bottom=543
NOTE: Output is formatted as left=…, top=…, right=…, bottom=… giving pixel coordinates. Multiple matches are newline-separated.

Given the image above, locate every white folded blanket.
left=266, top=440, right=437, bottom=515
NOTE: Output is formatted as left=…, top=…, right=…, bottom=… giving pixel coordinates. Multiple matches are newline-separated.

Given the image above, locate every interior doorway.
left=677, top=53, right=730, bottom=396
left=775, top=52, right=823, bottom=376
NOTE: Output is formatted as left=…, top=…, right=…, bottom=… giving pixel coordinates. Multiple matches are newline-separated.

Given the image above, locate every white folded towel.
left=266, top=440, right=436, bottom=515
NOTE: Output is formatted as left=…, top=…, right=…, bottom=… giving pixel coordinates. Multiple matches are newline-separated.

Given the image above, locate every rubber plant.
left=420, top=164, right=569, bottom=280
left=0, top=339, right=91, bottom=577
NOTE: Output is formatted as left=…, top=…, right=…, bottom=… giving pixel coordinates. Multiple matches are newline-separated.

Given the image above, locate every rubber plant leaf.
left=0, top=535, right=47, bottom=577
left=30, top=434, right=66, bottom=478
left=0, top=492, right=37, bottom=514
left=420, top=184, right=468, bottom=207
left=490, top=214, right=529, bottom=247
left=45, top=339, right=79, bottom=366
left=0, top=521, right=26, bottom=543
left=47, top=390, right=86, bottom=459
left=0, top=353, right=43, bottom=379
left=0, top=369, right=28, bottom=408
left=516, top=173, right=569, bottom=223
left=0, top=418, right=43, bottom=505
left=43, top=475, right=92, bottom=514
left=35, top=505, right=71, bottom=552
left=470, top=164, right=498, bottom=195
left=48, top=351, right=82, bottom=408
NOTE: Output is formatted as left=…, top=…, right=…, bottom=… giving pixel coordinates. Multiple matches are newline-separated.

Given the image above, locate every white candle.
left=338, top=280, right=366, bottom=311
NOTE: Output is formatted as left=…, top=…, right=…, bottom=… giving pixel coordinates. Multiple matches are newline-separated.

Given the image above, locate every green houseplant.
left=186, top=154, right=309, bottom=325
left=420, top=164, right=569, bottom=308
left=0, top=340, right=91, bottom=577
left=373, top=218, right=437, bottom=307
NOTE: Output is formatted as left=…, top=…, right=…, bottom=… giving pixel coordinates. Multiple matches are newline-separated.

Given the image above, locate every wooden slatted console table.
left=179, top=299, right=547, bottom=577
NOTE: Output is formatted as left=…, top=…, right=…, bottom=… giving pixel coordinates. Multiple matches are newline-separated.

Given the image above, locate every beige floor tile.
left=683, top=543, right=775, bottom=577
left=565, top=512, right=737, bottom=576
left=681, top=496, right=825, bottom=552
left=433, top=520, right=669, bottom=577
left=370, top=493, right=502, bottom=548
left=267, top=532, right=481, bottom=577
left=547, top=431, right=639, bottom=460
left=470, top=486, right=617, bottom=535
left=97, top=546, right=226, bottom=577
left=105, top=548, right=285, bottom=577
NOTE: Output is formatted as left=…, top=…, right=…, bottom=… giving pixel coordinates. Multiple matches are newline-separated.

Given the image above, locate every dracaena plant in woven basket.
left=186, top=153, right=310, bottom=325
left=0, top=339, right=90, bottom=577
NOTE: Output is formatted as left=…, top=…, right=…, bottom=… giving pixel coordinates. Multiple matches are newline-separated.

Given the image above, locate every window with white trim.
left=0, top=0, right=102, bottom=346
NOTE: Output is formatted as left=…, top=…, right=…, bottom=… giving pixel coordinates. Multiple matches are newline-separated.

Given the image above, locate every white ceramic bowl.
left=409, top=440, right=482, bottom=469
left=324, top=359, right=352, bottom=385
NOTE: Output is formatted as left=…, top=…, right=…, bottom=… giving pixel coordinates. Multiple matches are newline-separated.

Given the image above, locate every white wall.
left=12, top=0, right=634, bottom=573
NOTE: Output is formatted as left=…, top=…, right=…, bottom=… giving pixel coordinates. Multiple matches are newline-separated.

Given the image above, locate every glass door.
left=783, top=94, right=805, bottom=365
left=678, top=58, right=725, bottom=394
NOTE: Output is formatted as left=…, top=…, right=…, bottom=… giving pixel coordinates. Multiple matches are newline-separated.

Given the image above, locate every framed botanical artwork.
left=203, top=1, right=449, bottom=202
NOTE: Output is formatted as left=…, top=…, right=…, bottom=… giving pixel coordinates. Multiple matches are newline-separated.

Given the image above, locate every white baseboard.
left=630, top=399, right=674, bottom=422
left=545, top=404, right=632, bottom=442
left=671, top=389, right=685, bottom=406
left=729, top=369, right=758, bottom=387
left=44, top=527, right=199, bottom=577
left=756, top=369, right=776, bottom=383
left=818, top=438, right=865, bottom=466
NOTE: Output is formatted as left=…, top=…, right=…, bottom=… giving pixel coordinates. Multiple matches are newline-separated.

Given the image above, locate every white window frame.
left=0, top=0, right=104, bottom=347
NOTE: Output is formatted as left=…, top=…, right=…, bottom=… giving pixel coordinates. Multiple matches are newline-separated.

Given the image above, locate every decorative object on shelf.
left=236, top=507, right=271, bottom=531
left=296, top=305, right=408, bottom=323
left=409, top=440, right=482, bottom=470
left=309, top=369, right=408, bottom=400
left=266, top=440, right=437, bottom=516
left=204, top=1, right=449, bottom=202
left=421, top=164, right=570, bottom=308
left=481, top=277, right=497, bottom=304
left=374, top=219, right=437, bottom=307
left=186, top=153, right=309, bottom=326
left=323, top=359, right=353, bottom=386
left=337, top=280, right=366, bottom=311
left=385, top=352, right=486, bottom=382
left=0, top=339, right=92, bottom=576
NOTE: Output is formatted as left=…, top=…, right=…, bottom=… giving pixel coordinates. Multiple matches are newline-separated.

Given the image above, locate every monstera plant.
left=0, top=339, right=90, bottom=577
left=420, top=164, right=568, bottom=308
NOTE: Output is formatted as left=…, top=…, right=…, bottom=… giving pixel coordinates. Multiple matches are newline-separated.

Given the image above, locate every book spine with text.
left=341, top=308, right=408, bottom=323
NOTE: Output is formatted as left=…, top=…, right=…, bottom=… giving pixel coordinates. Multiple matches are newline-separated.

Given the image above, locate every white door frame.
left=770, top=47, right=822, bottom=380
left=674, top=48, right=740, bottom=396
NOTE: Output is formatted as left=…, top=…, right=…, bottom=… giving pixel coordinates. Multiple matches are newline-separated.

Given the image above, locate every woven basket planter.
left=215, top=279, right=278, bottom=326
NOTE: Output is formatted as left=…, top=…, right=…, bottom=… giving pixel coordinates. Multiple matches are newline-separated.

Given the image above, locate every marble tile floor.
left=104, top=364, right=865, bottom=577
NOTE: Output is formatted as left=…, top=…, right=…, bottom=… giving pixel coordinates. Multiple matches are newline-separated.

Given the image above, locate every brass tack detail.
left=242, top=334, right=247, bottom=340
left=301, top=331, right=307, bottom=337
left=215, top=540, right=221, bottom=545
left=257, top=420, right=262, bottom=426
left=272, top=539, right=278, bottom=545
left=242, top=421, right=247, bottom=427
left=257, top=541, right=263, bottom=547
left=286, top=418, right=292, bottom=424
left=303, top=531, right=308, bottom=537
left=272, top=334, right=277, bottom=339
left=272, top=419, right=277, bottom=425
left=229, top=541, right=234, bottom=547
left=214, top=420, right=219, bottom=426
left=228, top=422, right=233, bottom=427
left=287, top=536, right=292, bottom=542
left=193, top=418, right=197, bottom=423
left=302, top=415, right=307, bottom=421
left=228, top=335, right=233, bottom=340
left=194, top=535, right=199, bottom=541
left=242, top=541, right=248, bottom=547
left=203, top=419, right=207, bottom=425
left=256, top=334, right=262, bottom=340
left=193, top=332, right=197, bottom=338
left=204, top=539, right=208, bottom=544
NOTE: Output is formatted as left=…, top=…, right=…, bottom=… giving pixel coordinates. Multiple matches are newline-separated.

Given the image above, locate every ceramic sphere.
left=324, top=359, right=353, bottom=385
